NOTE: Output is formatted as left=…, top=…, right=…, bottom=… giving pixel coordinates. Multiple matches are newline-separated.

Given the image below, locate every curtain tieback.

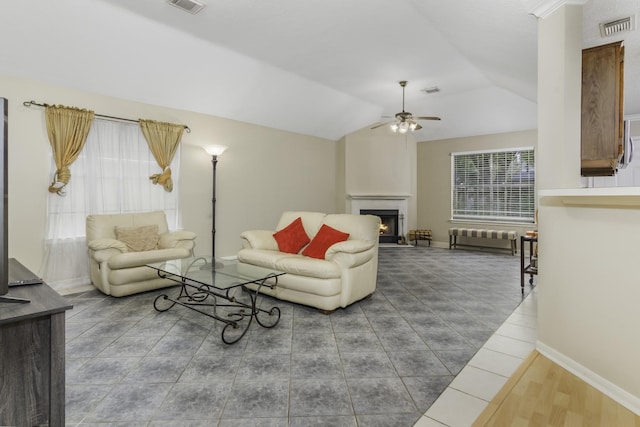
left=48, top=166, right=72, bottom=195
left=150, top=167, right=173, bottom=192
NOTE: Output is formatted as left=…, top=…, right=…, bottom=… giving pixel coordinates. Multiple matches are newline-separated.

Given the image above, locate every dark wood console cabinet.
left=0, top=258, right=72, bottom=426
left=581, top=41, right=625, bottom=176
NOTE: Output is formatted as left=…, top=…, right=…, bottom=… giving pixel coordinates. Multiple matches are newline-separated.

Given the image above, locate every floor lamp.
left=203, top=145, right=227, bottom=263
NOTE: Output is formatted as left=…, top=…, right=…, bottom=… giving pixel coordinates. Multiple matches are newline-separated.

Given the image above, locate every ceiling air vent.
left=599, top=15, right=636, bottom=37
left=168, top=0, right=206, bottom=15
left=421, top=86, right=440, bottom=94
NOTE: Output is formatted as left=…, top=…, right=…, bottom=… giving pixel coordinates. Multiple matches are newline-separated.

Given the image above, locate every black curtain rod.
left=22, top=100, right=191, bottom=133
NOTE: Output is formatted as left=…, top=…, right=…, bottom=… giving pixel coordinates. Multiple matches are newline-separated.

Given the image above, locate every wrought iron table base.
left=153, top=273, right=280, bottom=344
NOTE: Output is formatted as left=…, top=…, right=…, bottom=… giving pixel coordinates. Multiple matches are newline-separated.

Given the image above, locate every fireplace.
left=360, top=209, right=399, bottom=243
left=349, top=194, right=409, bottom=244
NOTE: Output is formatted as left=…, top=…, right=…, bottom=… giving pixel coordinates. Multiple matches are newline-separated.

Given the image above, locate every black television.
left=0, top=97, right=8, bottom=300
left=0, top=98, right=29, bottom=304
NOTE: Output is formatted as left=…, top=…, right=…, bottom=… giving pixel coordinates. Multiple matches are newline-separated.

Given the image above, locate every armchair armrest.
left=240, top=230, right=279, bottom=251
left=88, top=238, right=128, bottom=253
left=87, top=238, right=128, bottom=264
left=158, top=230, right=197, bottom=249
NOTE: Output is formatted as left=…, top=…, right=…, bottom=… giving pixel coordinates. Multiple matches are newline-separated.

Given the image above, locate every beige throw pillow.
left=115, top=224, right=159, bottom=252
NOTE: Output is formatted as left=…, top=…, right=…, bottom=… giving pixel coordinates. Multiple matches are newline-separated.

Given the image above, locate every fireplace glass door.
left=360, top=209, right=399, bottom=243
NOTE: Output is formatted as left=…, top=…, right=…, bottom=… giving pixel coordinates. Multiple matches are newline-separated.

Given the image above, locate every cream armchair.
left=86, top=211, right=196, bottom=297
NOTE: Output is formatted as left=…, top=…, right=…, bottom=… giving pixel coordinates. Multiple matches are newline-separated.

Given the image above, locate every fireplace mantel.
left=348, top=194, right=411, bottom=200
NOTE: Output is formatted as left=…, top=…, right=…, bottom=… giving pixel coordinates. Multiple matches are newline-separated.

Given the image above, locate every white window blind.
left=451, top=148, right=535, bottom=223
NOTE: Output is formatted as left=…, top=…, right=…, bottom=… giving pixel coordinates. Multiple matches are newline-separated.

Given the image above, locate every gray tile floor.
left=64, top=246, right=531, bottom=426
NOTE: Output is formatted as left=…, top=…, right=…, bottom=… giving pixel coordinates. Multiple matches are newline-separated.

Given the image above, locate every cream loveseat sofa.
left=237, top=211, right=381, bottom=312
left=86, top=211, right=196, bottom=297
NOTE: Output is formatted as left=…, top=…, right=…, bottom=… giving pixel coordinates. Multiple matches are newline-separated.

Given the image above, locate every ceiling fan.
left=371, top=81, right=441, bottom=133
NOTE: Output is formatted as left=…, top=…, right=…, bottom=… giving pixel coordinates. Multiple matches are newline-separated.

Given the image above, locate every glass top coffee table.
left=146, top=257, right=285, bottom=344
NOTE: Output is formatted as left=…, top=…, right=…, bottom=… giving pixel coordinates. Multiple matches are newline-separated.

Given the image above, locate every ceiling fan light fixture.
left=390, top=120, right=410, bottom=133
left=372, top=80, right=441, bottom=134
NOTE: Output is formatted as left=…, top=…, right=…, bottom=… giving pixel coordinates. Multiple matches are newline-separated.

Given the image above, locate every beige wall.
left=535, top=4, right=640, bottom=412
left=343, top=129, right=418, bottom=232
left=416, top=130, right=538, bottom=247
left=536, top=5, right=582, bottom=190
left=344, top=129, right=414, bottom=194
left=0, top=75, right=336, bottom=277
left=538, top=193, right=640, bottom=405
left=335, top=137, right=347, bottom=213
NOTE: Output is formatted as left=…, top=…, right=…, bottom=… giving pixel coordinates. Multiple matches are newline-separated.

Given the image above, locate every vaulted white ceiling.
left=0, top=0, right=637, bottom=141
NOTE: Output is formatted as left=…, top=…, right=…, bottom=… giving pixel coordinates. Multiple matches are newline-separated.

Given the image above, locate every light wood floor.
left=473, top=351, right=640, bottom=427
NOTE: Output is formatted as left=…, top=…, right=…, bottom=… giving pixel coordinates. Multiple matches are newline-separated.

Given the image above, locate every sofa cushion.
left=276, top=256, right=341, bottom=279
left=109, top=265, right=166, bottom=286
left=237, top=248, right=295, bottom=270
left=115, top=224, right=160, bottom=252
left=273, top=217, right=310, bottom=254
left=302, top=224, right=350, bottom=259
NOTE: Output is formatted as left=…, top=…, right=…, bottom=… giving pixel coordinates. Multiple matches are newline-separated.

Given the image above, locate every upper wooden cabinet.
left=581, top=41, right=625, bottom=177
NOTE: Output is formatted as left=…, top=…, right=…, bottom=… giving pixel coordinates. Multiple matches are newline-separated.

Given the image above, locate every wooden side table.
left=520, top=235, right=538, bottom=292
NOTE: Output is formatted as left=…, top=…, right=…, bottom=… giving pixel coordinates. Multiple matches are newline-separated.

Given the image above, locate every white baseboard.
left=537, top=341, right=640, bottom=416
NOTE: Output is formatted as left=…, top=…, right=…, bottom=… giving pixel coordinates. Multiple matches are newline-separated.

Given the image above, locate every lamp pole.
left=203, top=145, right=228, bottom=262
left=211, top=154, right=218, bottom=260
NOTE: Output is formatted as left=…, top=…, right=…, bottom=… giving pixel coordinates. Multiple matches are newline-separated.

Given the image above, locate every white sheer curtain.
left=40, top=119, right=181, bottom=292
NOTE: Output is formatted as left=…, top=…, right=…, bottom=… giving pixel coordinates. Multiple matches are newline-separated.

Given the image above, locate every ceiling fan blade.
left=414, top=116, right=441, bottom=121
left=370, top=121, right=393, bottom=130
left=414, top=123, right=423, bottom=131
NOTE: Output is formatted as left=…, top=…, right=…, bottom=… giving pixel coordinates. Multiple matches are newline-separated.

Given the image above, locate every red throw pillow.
left=302, top=224, right=350, bottom=259
left=273, top=217, right=310, bottom=254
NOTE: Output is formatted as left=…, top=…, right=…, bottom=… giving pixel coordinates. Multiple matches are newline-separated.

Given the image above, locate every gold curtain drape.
left=139, top=119, right=184, bottom=192
left=45, top=105, right=95, bottom=195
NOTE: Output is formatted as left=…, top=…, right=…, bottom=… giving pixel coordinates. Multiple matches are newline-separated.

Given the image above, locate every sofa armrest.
left=326, top=240, right=376, bottom=269
left=158, top=230, right=197, bottom=249
left=240, top=230, right=279, bottom=251
left=88, top=238, right=128, bottom=253
left=325, top=240, right=374, bottom=257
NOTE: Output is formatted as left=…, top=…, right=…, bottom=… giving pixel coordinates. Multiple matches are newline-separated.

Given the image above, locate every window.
left=451, top=148, right=535, bottom=223
left=45, top=119, right=181, bottom=239
left=41, top=118, right=181, bottom=290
